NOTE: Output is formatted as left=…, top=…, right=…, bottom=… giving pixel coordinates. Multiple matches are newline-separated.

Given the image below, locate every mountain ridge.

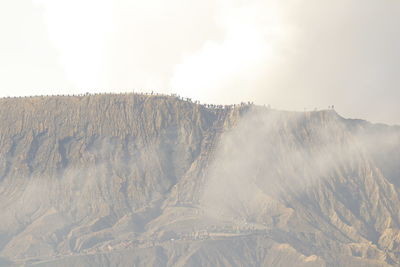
left=0, top=93, right=399, bottom=266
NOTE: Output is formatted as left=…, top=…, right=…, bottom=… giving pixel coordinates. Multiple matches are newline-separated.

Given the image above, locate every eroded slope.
left=0, top=94, right=399, bottom=266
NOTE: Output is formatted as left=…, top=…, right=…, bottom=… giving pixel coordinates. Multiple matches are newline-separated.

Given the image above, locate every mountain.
left=0, top=93, right=399, bottom=266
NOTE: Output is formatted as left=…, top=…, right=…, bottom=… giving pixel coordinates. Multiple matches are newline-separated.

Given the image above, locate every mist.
left=200, top=107, right=400, bottom=224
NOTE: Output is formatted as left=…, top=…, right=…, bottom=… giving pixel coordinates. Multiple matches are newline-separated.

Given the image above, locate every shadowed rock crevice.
left=57, top=136, right=74, bottom=176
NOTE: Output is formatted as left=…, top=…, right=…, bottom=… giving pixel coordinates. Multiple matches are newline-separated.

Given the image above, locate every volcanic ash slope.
left=0, top=94, right=399, bottom=267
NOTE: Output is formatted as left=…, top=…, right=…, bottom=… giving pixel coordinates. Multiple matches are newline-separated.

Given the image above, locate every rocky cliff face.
left=0, top=93, right=399, bottom=266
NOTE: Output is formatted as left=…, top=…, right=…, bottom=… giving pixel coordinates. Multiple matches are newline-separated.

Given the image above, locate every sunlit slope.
left=0, top=94, right=399, bottom=266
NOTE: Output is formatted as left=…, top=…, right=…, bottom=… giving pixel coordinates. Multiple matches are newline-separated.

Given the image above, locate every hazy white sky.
left=0, top=0, right=399, bottom=124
